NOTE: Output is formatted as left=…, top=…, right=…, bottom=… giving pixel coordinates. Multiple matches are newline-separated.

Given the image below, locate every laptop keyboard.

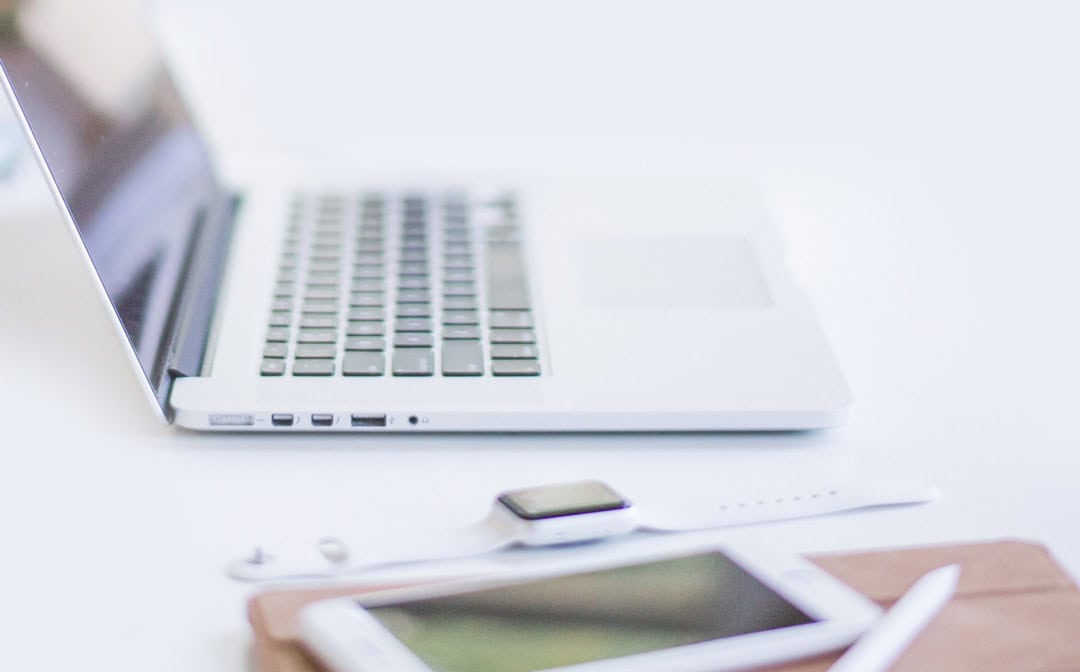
left=259, top=192, right=541, bottom=378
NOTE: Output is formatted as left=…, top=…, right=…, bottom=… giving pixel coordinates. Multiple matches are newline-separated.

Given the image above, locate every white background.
left=1, top=1, right=1078, bottom=669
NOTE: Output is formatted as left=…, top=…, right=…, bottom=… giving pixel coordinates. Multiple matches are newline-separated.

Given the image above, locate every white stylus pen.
left=828, top=563, right=960, bottom=672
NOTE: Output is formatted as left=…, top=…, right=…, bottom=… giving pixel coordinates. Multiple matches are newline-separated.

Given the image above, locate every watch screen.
left=365, top=552, right=814, bottom=672
left=497, top=481, right=630, bottom=520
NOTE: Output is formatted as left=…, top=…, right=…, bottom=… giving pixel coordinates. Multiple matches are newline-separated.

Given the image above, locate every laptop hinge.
left=154, top=191, right=241, bottom=417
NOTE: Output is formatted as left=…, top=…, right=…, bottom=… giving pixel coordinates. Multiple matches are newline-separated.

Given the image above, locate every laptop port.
left=311, top=414, right=335, bottom=427
left=351, top=414, right=387, bottom=427
left=209, top=414, right=254, bottom=427
left=271, top=413, right=294, bottom=427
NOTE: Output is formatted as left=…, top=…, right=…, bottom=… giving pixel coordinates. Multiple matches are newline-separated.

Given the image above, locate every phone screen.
left=364, top=552, right=815, bottom=672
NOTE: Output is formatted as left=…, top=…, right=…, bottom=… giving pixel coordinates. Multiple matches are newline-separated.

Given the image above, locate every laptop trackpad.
left=576, top=236, right=773, bottom=308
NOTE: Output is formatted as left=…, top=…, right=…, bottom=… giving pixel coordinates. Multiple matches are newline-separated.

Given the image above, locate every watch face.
left=497, top=481, right=631, bottom=520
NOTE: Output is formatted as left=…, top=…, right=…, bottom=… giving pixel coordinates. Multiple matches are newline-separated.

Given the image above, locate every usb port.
left=311, top=414, right=335, bottom=427
left=271, top=413, right=295, bottom=427
left=351, top=414, right=387, bottom=427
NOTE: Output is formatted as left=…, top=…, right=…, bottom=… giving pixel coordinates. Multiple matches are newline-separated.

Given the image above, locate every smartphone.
left=298, top=537, right=881, bottom=672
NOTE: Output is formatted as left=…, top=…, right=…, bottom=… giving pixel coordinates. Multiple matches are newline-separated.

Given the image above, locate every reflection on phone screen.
left=366, top=552, right=814, bottom=672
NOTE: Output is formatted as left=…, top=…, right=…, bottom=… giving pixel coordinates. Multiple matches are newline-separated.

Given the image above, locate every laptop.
left=0, top=2, right=850, bottom=432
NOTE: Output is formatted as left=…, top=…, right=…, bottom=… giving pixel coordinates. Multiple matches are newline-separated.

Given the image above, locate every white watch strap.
left=226, top=509, right=518, bottom=582
left=637, top=479, right=939, bottom=532
left=226, top=479, right=939, bottom=582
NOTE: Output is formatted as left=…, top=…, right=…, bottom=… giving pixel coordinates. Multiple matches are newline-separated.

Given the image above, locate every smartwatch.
left=227, top=478, right=938, bottom=581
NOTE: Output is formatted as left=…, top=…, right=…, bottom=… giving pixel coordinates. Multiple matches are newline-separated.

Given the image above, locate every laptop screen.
left=0, top=2, right=224, bottom=410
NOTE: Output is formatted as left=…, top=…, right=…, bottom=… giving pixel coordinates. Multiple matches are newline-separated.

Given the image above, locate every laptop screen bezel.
left=0, top=7, right=233, bottom=421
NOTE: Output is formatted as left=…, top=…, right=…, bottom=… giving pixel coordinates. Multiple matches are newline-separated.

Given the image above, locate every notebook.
left=0, top=2, right=850, bottom=432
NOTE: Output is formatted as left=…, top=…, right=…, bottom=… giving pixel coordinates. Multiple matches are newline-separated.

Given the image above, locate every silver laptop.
left=0, top=2, right=850, bottom=432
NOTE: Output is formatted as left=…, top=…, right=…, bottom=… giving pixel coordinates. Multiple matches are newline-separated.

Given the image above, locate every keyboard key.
left=396, top=318, right=433, bottom=333
left=304, top=287, right=340, bottom=301
left=295, top=344, right=337, bottom=359
left=348, top=307, right=385, bottom=322
left=297, top=329, right=337, bottom=344
left=486, top=242, right=531, bottom=309
left=265, top=328, right=290, bottom=343
left=343, top=352, right=386, bottom=376
left=399, top=262, right=428, bottom=276
left=293, top=359, right=336, bottom=376
left=349, top=293, right=385, bottom=307
left=299, top=315, right=337, bottom=329
left=345, top=336, right=386, bottom=351
left=492, top=359, right=540, bottom=376
left=443, top=284, right=477, bottom=297
left=274, top=282, right=295, bottom=298
left=396, top=304, right=432, bottom=318
left=443, top=270, right=474, bottom=283
left=442, top=341, right=484, bottom=376
left=307, top=261, right=341, bottom=274
left=354, top=251, right=384, bottom=265
left=442, top=228, right=470, bottom=241
left=351, top=279, right=385, bottom=293
left=485, top=218, right=520, bottom=242
left=268, top=312, right=291, bottom=327
left=260, top=358, right=286, bottom=376
left=346, top=321, right=384, bottom=337
left=313, top=222, right=343, bottom=235
left=490, top=344, right=539, bottom=359
left=490, top=310, right=534, bottom=329
left=397, top=290, right=430, bottom=304
left=263, top=343, right=288, bottom=359
left=443, top=257, right=474, bottom=270
left=392, top=349, right=435, bottom=376
left=444, top=227, right=468, bottom=240
left=397, top=277, right=430, bottom=290
left=302, top=299, right=338, bottom=314
left=355, top=237, right=384, bottom=250
left=443, top=297, right=478, bottom=311
left=312, top=224, right=343, bottom=237
left=443, top=311, right=480, bottom=326
left=270, top=299, right=293, bottom=312
left=490, top=329, right=536, bottom=344
left=352, top=266, right=384, bottom=280
left=395, top=332, right=434, bottom=348
left=443, top=325, right=482, bottom=340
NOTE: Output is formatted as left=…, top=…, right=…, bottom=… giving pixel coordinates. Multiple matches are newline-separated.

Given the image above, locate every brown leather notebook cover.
left=246, top=540, right=1080, bottom=672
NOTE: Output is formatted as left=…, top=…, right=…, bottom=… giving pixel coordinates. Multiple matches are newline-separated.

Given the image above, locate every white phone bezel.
left=297, top=534, right=881, bottom=672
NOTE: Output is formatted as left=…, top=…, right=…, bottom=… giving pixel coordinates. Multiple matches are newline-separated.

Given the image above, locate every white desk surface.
left=2, top=1, right=1079, bottom=669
